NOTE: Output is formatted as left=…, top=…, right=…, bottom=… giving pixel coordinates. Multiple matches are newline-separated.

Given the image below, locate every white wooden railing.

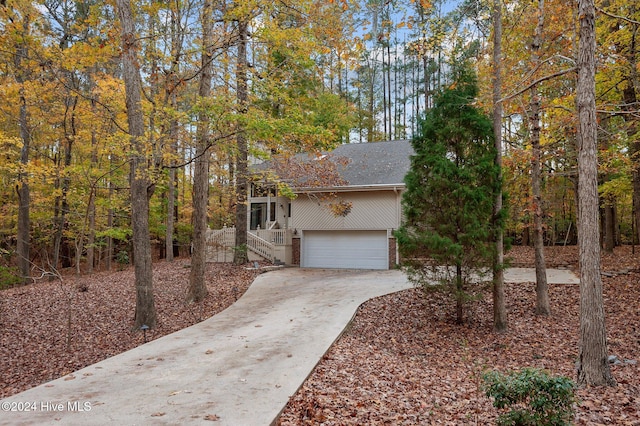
left=207, top=226, right=236, bottom=247
left=253, top=229, right=292, bottom=246
left=206, top=227, right=291, bottom=263
left=247, top=233, right=276, bottom=262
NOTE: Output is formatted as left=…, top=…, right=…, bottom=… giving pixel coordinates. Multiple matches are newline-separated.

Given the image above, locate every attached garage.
left=301, top=230, right=389, bottom=270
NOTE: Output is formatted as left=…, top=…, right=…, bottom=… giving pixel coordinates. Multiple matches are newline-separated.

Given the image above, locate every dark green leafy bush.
left=483, top=368, right=576, bottom=426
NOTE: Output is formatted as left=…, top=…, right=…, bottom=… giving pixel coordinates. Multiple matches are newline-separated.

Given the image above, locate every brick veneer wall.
left=292, top=236, right=300, bottom=266
left=388, top=237, right=397, bottom=269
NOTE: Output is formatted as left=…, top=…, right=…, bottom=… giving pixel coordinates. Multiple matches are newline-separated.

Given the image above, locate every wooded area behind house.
left=0, top=0, right=638, bottom=285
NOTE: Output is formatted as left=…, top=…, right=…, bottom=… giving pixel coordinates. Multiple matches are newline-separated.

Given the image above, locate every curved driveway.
left=0, top=267, right=577, bottom=426
left=1, top=269, right=411, bottom=426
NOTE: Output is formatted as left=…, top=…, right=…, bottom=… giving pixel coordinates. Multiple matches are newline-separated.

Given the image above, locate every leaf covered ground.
left=1, top=247, right=639, bottom=425
left=0, top=259, right=262, bottom=398
left=278, top=246, right=640, bottom=425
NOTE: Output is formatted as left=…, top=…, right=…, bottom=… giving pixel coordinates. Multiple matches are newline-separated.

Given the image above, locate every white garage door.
left=301, top=230, right=388, bottom=270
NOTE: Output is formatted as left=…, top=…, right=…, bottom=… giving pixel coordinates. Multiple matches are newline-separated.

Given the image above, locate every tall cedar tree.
left=395, top=66, right=502, bottom=325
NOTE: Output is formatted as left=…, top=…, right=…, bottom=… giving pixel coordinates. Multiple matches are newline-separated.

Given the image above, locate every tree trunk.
left=603, top=200, right=615, bottom=253
left=382, top=42, right=387, bottom=139
left=106, top=178, right=114, bottom=271
left=530, top=0, right=550, bottom=316
left=368, top=58, right=376, bottom=142
left=522, top=225, right=530, bottom=246
left=623, top=82, right=640, bottom=246
left=234, top=19, right=249, bottom=265
left=387, top=39, right=392, bottom=139
left=165, top=94, right=178, bottom=262
left=86, top=81, right=99, bottom=274
left=166, top=164, right=176, bottom=261
left=455, top=263, right=463, bottom=325
left=86, top=187, right=96, bottom=273
left=164, top=6, right=184, bottom=263
left=15, top=17, right=31, bottom=284
left=576, top=0, right=615, bottom=387
left=53, top=99, right=76, bottom=274
left=491, top=0, right=507, bottom=332
left=187, top=0, right=213, bottom=303
left=52, top=24, right=78, bottom=275
left=116, top=0, right=157, bottom=329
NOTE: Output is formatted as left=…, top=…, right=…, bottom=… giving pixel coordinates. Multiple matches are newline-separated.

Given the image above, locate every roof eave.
left=292, top=183, right=406, bottom=194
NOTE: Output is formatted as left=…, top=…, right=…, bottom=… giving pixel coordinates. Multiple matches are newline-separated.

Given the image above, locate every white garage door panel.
left=302, top=231, right=388, bottom=270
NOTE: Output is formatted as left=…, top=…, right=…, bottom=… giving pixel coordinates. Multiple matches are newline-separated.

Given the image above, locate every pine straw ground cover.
left=277, top=246, right=640, bottom=425
left=0, top=259, right=262, bottom=398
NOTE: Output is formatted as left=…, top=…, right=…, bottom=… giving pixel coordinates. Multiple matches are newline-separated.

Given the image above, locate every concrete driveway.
left=0, top=269, right=412, bottom=426
left=0, top=267, right=578, bottom=426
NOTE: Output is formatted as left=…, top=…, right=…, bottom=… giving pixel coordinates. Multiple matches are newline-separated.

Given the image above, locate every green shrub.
left=483, top=368, right=576, bottom=426
left=0, top=266, right=23, bottom=289
left=116, top=250, right=130, bottom=265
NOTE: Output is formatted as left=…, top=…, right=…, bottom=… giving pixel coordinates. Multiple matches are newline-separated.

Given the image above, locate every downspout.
left=267, top=191, right=271, bottom=226
left=394, top=186, right=402, bottom=266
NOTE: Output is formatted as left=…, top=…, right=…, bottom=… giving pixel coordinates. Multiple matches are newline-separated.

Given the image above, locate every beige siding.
left=291, top=190, right=402, bottom=231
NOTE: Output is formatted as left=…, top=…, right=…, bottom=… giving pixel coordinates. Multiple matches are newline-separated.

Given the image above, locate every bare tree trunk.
left=187, top=0, right=213, bottom=303
left=52, top=21, right=79, bottom=273
left=53, top=98, right=76, bottom=273
left=623, top=81, right=640, bottom=246
left=86, top=186, right=96, bottom=273
left=492, top=0, right=507, bottom=332
left=530, top=0, right=550, bottom=316
left=455, top=263, right=463, bottom=325
left=603, top=199, right=615, bottom=253
left=164, top=5, right=184, bottom=263
left=234, top=19, right=249, bottom=265
left=576, top=0, right=615, bottom=387
left=86, top=80, right=99, bottom=274
left=166, top=157, right=177, bottom=262
left=116, top=0, right=157, bottom=329
left=382, top=43, right=388, bottom=139
left=106, top=178, right=114, bottom=271
left=368, top=58, right=376, bottom=142
left=15, top=17, right=31, bottom=284
left=165, top=95, right=178, bottom=262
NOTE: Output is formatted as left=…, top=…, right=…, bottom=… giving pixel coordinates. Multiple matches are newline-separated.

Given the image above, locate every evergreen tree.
left=395, top=64, right=503, bottom=324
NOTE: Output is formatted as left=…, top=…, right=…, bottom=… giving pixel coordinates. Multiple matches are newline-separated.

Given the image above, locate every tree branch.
left=499, top=67, right=576, bottom=103
left=596, top=6, right=640, bottom=26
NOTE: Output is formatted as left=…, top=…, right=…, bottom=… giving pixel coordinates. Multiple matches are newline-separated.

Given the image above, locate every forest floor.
left=0, top=260, right=263, bottom=399
left=278, top=245, right=640, bottom=425
left=1, top=246, right=639, bottom=425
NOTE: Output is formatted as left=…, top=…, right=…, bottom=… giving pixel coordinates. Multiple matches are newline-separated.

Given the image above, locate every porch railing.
left=206, top=227, right=291, bottom=262
left=253, top=229, right=291, bottom=246
left=207, top=226, right=236, bottom=247
left=247, top=233, right=275, bottom=262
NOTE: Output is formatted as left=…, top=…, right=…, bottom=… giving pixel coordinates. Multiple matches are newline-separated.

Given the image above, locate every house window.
left=251, top=183, right=276, bottom=197
left=250, top=203, right=266, bottom=230
left=270, top=202, right=276, bottom=224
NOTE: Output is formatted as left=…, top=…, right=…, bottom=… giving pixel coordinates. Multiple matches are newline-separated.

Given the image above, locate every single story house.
left=207, top=140, right=414, bottom=270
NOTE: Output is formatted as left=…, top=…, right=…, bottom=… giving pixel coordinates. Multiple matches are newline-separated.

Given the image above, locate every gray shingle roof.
left=252, top=140, right=414, bottom=189
left=329, top=140, right=413, bottom=186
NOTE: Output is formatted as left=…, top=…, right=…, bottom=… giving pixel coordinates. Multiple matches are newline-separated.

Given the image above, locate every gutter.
left=292, top=183, right=406, bottom=194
